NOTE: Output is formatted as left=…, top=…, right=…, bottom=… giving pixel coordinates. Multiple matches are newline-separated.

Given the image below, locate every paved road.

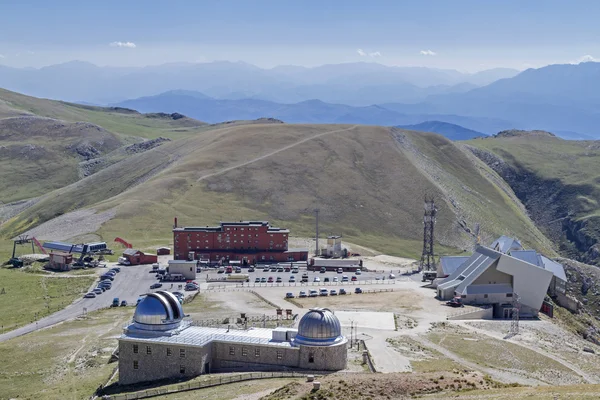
left=0, top=263, right=159, bottom=343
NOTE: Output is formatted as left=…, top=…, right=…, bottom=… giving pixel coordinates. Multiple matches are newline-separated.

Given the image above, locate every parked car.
left=111, top=298, right=120, bottom=307
left=333, top=276, right=339, bottom=282
left=339, top=288, right=347, bottom=295
left=120, top=300, right=128, bottom=307
left=313, top=277, right=320, bottom=282
left=150, top=283, right=162, bottom=289
left=354, top=287, right=363, bottom=294
left=268, top=276, right=274, bottom=283
left=111, top=267, right=121, bottom=273
left=263, top=267, right=270, bottom=272
left=309, top=290, right=318, bottom=297
left=255, top=277, right=261, bottom=283
left=324, top=277, right=330, bottom=282
left=95, top=286, right=106, bottom=292
left=446, top=297, right=464, bottom=308
left=285, top=292, right=295, bottom=298
left=270, top=267, right=277, bottom=272
left=277, top=267, right=284, bottom=273
left=84, top=292, right=96, bottom=298
left=276, top=277, right=282, bottom=283
left=351, top=276, right=358, bottom=281
left=320, top=267, right=326, bottom=273
left=185, top=283, right=199, bottom=291
left=355, top=269, right=362, bottom=275
left=92, top=288, right=103, bottom=295
left=289, top=276, right=296, bottom=282
left=342, top=275, right=349, bottom=282
left=299, top=291, right=307, bottom=298
left=284, top=267, right=291, bottom=272
left=235, top=267, right=242, bottom=273
left=319, top=288, right=328, bottom=296
left=330, top=289, right=337, bottom=296
left=261, top=277, right=267, bottom=283
left=100, top=275, right=114, bottom=281
left=389, top=273, right=396, bottom=279
left=337, top=268, right=343, bottom=274
left=248, top=267, right=255, bottom=272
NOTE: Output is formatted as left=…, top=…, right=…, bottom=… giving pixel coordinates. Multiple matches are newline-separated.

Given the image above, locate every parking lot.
left=79, top=262, right=164, bottom=309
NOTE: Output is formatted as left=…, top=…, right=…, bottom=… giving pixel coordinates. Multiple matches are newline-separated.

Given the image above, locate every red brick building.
left=173, top=220, right=308, bottom=265
left=122, top=249, right=158, bottom=265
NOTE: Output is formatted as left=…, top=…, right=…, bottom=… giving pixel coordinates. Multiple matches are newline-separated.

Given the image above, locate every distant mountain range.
left=0, top=60, right=518, bottom=105
left=397, top=121, right=487, bottom=140
left=113, top=90, right=509, bottom=139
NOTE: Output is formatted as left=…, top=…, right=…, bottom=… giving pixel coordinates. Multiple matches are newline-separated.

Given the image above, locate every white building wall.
left=496, top=255, right=553, bottom=311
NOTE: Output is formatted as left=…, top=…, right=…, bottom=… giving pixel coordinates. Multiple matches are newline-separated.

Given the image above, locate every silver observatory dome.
left=133, top=291, right=184, bottom=331
left=294, top=308, right=344, bottom=346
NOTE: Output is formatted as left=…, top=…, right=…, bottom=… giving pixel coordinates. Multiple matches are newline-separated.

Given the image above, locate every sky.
left=1, top=0, right=599, bottom=72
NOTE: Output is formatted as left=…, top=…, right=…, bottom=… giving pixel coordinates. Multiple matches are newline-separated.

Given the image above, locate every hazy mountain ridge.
left=0, top=61, right=518, bottom=105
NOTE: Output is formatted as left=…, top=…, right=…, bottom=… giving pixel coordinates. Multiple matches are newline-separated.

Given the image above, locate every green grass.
left=0, top=267, right=95, bottom=331
left=0, top=307, right=133, bottom=400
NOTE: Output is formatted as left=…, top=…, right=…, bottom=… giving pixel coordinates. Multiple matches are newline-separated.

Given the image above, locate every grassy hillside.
left=0, top=88, right=206, bottom=140
left=1, top=120, right=553, bottom=259
left=466, top=131, right=600, bottom=264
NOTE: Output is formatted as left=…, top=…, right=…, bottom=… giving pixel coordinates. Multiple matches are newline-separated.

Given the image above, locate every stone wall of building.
left=298, top=342, right=347, bottom=371
left=210, top=342, right=300, bottom=371
left=119, top=340, right=212, bottom=385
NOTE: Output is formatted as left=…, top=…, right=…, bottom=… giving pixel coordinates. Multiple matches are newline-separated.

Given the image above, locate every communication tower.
left=420, top=197, right=438, bottom=281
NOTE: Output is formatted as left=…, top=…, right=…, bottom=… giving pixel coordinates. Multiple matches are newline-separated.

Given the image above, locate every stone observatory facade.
left=118, top=296, right=347, bottom=385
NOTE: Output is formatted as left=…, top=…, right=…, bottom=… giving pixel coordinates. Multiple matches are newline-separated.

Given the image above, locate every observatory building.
left=118, top=293, right=347, bottom=385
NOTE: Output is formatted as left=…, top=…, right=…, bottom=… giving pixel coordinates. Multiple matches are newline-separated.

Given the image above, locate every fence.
left=233, top=279, right=400, bottom=289
left=104, top=371, right=306, bottom=400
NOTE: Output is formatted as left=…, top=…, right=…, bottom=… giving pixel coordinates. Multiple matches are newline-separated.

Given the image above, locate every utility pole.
left=314, top=208, right=320, bottom=256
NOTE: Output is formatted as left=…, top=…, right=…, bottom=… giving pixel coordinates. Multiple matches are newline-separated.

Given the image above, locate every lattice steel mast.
left=420, top=197, right=438, bottom=281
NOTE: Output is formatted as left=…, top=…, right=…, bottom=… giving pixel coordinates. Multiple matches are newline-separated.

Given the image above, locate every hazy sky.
left=1, top=0, right=599, bottom=71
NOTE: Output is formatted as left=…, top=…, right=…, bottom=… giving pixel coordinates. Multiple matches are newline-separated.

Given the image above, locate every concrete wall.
left=298, top=342, right=347, bottom=370
left=472, top=265, right=512, bottom=285
left=497, top=255, right=553, bottom=311
left=119, top=340, right=211, bottom=385
left=447, top=306, right=493, bottom=320
left=167, top=262, right=197, bottom=280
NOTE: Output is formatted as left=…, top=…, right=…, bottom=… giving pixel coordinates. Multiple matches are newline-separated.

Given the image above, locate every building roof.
left=42, top=241, right=84, bottom=253
left=173, top=221, right=288, bottom=233
left=439, top=256, right=470, bottom=276
left=294, top=308, right=344, bottom=346
left=509, top=251, right=567, bottom=283
left=438, top=246, right=502, bottom=293
left=133, top=291, right=184, bottom=331
left=123, top=248, right=140, bottom=256
left=540, top=256, right=567, bottom=282
left=311, top=259, right=360, bottom=267
left=284, top=248, right=308, bottom=253
left=122, top=324, right=294, bottom=348
left=490, top=235, right=523, bottom=254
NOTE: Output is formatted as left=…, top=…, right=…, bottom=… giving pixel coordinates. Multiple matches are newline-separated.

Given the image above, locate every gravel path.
left=21, top=208, right=116, bottom=240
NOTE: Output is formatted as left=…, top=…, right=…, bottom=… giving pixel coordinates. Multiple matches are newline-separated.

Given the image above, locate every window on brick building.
left=133, top=344, right=138, bottom=353
left=180, top=365, right=186, bottom=374
left=277, top=351, right=283, bottom=360
left=242, top=348, right=248, bottom=356
left=255, top=348, right=260, bottom=357
left=146, top=346, right=152, bottom=354
left=229, top=346, right=235, bottom=355
left=167, top=348, right=172, bottom=356
left=180, top=349, right=186, bottom=358
left=133, top=360, right=139, bottom=369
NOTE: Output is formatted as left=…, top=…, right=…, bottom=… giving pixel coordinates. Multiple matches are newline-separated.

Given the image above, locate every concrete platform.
left=336, top=311, right=396, bottom=330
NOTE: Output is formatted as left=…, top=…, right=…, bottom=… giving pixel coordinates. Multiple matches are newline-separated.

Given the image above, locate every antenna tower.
left=420, top=197, right=437, bottom=280
left=509, top=292, right=520, bottom=337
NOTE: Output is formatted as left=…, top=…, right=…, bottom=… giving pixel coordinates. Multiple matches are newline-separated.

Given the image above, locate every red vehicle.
left=446, top=297, right=464, bottom=308
left=226, top=266, right=233, bottom=274
left=351, top=276, right=358, bottom=281
left=268, top=276, right=274, bottom=283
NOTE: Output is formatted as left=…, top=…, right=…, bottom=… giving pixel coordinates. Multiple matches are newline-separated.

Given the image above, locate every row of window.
left=226, top=346, right=284, bottom=360
left=133, top=344, right=185, bottom=358
left=132, top=360, right=186, bottom=374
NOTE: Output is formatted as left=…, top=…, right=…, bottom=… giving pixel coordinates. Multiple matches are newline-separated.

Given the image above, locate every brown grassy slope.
left=2, top=123, right=553, bottom=258
left=0, top=87, right=206, bottom=140
left=0, top=115, right=122, bottom=203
